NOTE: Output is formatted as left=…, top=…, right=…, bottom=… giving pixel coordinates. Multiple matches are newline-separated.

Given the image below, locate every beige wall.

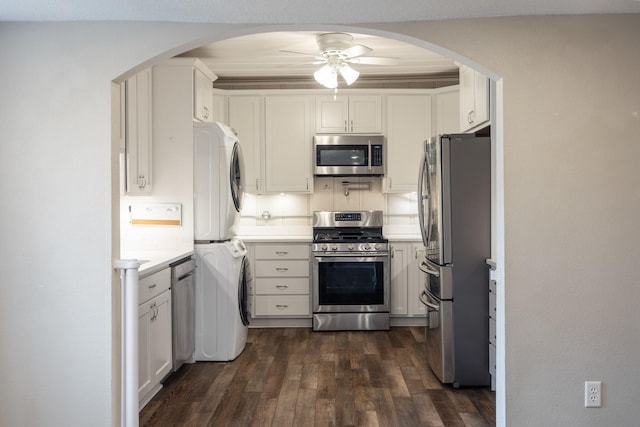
left=0, top=16, right=638, bottom=426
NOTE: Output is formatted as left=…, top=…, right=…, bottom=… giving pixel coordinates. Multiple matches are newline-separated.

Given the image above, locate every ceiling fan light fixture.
left=339, top=63, right=359, bottom=85
left=314, top=63, right=338, bottom=88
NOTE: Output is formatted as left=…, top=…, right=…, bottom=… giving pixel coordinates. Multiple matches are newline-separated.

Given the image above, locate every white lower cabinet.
left=250, top=243, right=311, bottom=318
left=138, top=268, right=172, bottom=409
left=390, top=241, right=427, bottom=318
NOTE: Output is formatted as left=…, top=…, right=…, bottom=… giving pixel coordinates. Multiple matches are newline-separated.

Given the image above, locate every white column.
left=113, top=259, right=141, bottom=427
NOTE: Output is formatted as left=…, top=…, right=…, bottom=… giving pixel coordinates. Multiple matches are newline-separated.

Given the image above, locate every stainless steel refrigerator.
left=418, top=133, right=491, bottom=387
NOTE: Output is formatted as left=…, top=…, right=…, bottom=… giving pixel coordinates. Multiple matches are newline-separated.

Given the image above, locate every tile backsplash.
left=239, top=177, right=420, bottom=236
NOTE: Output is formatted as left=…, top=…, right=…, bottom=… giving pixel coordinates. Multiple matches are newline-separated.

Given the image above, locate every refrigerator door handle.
left=424, top=144, right=433, bottom=245
left=417, top=148, right=432, bottom=246
left=419, top=290, right=439, bottom=311
left=419, top=259, right=440, bottom=277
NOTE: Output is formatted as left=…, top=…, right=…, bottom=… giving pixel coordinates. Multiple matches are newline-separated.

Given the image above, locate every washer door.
left=230, top=141, right=245, bottom=213
left=238, top=256, right=251, bottom=326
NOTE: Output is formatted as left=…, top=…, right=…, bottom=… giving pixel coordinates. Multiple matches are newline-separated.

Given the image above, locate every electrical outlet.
left=584, top=381, right=602, bottom=408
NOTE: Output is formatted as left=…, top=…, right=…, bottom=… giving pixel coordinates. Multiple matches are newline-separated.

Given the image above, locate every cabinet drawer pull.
left=275, top=304, right=289, bottom=310
left=275, top=251, right=289, bottom=256
left=275, top=267, right=289, bottom=272
left=275, top=285, right=289, bottom=290
left=148, top=283, right=157, bottom=289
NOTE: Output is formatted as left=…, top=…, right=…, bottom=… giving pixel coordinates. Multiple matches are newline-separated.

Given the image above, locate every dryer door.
left=238, top=256, right=251, bottom=326
left=230, top=142, right=245, bottom=213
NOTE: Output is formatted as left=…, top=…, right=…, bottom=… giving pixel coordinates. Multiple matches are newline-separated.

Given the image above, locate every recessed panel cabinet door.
left=228, top=96, right=263, bottom=193
left=124, top=68, right=152, bottom=194
left=138, top=300, right=152, bottom=401
left=265, top=96, right=313, bottom=193
left=150, top=290, right=172, bottom=384
left=384, top=95, right=432, bottom=192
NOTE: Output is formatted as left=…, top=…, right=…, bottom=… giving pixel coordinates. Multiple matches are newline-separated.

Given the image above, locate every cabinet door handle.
left=275, top=267, right=289, bottom=272
left=203, top=106, right=209, bottom=119
left=275, top=304, right=289, bottom=310
left=275, top=251, right=289, bottom=256
left=350, top=119, right=354, bottom=133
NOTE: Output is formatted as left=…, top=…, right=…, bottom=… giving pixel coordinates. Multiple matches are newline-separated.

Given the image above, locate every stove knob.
left=331, top=245, right=338, bottom=251
left=373, top=243, right=380, bottom=251
left=363, top=244, right=371, bottom=251
left=348, top=244, right=354, bottom=251
left=321, top=244, right=328, bottom=251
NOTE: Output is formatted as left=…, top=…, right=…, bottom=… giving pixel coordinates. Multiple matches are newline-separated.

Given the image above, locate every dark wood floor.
left=141, top=327, right=495, bottom=427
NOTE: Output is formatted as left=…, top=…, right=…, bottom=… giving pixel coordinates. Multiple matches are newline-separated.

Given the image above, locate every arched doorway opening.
left=111, top=24, right=505, bottom=426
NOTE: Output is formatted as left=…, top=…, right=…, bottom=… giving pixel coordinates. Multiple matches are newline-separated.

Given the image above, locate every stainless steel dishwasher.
left=170, top=256, right=196, bottom=372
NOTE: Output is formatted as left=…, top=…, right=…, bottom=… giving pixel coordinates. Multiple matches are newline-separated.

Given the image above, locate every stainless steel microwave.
left=313, top=135, right=385, bottom=176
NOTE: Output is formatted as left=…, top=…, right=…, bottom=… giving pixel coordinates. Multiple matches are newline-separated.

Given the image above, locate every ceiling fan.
left=281, top=33, right=399, bottom=88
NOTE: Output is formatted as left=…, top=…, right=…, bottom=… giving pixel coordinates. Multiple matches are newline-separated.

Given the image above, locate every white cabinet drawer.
left=138, top=268, right=170, bottom=304
left=254, top=260, right=309, bottom=277
left=255, top=277, right=309, bottom=295
left=254, top=295, right=310, bottom=316
left=254, top=244, right=309, bottom=260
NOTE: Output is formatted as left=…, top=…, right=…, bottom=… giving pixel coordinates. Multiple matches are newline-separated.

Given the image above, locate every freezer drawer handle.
left=275, top=267, right=289, bottom=272
left=419, top=260, right=440, bottom=277
left=275, top=285, right=289, bottom=290
left=419, top=290, right=440, bottom=311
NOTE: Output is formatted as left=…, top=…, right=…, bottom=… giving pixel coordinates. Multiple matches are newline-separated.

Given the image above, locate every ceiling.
left=2, top=0, right=639, bottom=22
left=177, top=31, right=460, bottom=89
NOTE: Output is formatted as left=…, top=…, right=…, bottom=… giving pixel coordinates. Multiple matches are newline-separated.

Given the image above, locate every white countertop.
left=120, top=248, right=194, bottom=277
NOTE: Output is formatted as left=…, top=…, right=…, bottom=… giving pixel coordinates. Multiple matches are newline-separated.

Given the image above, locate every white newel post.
left=113, top=259, right=141, bottom=427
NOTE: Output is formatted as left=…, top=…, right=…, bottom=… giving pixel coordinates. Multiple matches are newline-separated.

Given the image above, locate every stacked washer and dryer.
left=193, top=122, right=251, bottom=362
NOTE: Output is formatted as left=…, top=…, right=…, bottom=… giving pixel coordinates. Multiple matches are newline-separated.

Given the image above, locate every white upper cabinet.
left=264, top=95, right=313, bottom=193
left=228, top=95, right=263, bottom=193
left=459, top=65, right=489, bottom=132
left=124, top=68, right=153, bottom=194
left=384, top=94, right=432, bottom=192
left=315, top=95, right=382, bottom=134
left=193, top=67, right=214, bottom=122
left=211, top=89, right=227, bottom=124
left=433, top=87, right=460, bottom=136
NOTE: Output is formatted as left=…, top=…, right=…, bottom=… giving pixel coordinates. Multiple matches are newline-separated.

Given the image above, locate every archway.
left=111, top=24, right=505, bottom=426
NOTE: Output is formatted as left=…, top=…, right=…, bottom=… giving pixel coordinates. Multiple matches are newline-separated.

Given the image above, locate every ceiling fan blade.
left=340, top=44, right=372, bottom=59
left=279, top=49, right=323, bottom=59
left=346, top=56, right=400, bottom=66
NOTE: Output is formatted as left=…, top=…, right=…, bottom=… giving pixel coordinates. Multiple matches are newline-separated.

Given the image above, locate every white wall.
left=0, top=15, right=638, bottom=426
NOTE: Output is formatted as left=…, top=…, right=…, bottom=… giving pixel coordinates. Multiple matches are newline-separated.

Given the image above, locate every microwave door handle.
left=368, top=140, right=372, bottom=172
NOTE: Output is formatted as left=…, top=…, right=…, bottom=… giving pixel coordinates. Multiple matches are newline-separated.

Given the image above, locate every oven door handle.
left=419, top=290, right=440, bottom=311
left=419, top=260, right=440, bottom=277
left=313, top=253, right=390, bottom=259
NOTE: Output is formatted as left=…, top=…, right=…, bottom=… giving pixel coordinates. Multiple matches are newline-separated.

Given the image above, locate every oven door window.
left=317, top=259, right=385, bottom=306
left=317, top=145, right=368, bottom=166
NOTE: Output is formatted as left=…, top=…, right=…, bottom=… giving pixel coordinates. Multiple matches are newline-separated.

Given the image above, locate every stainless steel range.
left=312, top=211, right=390, bottom=331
